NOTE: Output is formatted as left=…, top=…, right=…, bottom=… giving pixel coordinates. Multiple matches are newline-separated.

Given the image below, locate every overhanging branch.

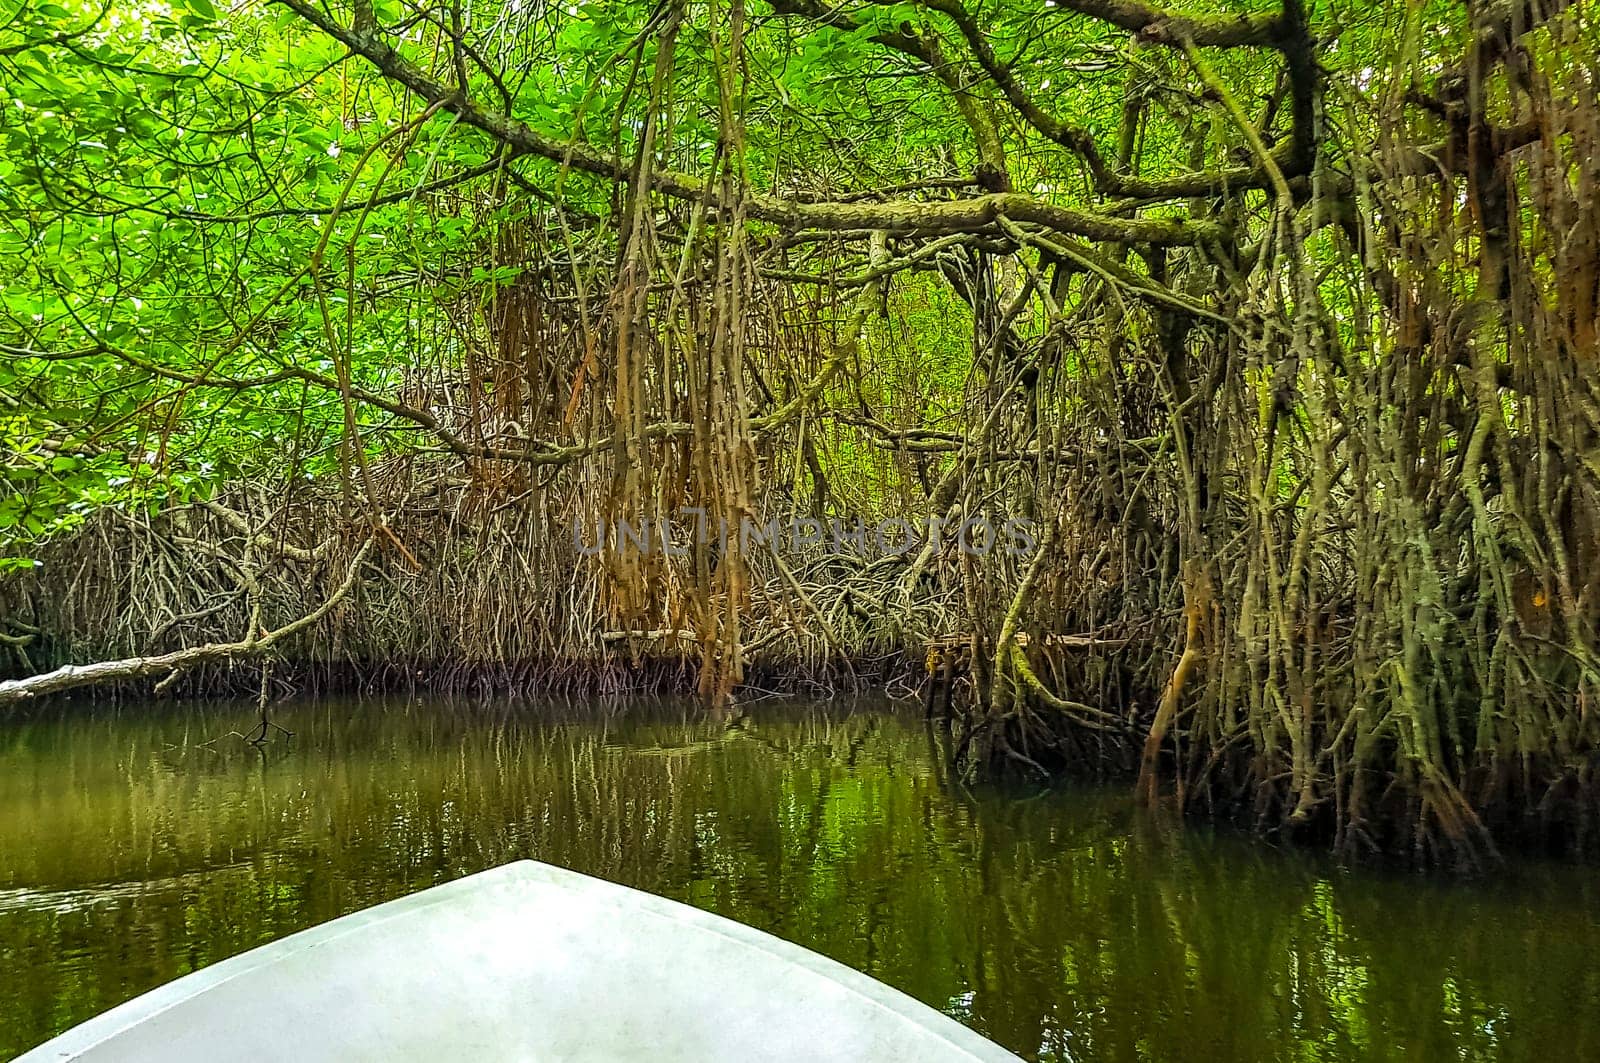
left=1045, top=0, right=1285, bottom=47
left=0, top=536, right=374, bottom=706
left=269, top=0, right=1220, bottom=246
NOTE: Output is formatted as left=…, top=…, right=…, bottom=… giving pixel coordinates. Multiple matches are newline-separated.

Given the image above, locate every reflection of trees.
left=0, top=699, right=1594, bottom=1060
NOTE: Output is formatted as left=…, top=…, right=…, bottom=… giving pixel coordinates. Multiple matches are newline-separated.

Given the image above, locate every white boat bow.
left=18, top=860, right=1022, bottom=1061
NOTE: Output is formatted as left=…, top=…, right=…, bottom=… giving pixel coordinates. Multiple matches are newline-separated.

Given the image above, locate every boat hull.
left=17, top=860, right=1020, bottom=1061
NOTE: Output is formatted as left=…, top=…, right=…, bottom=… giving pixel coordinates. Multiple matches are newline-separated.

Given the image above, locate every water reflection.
left=0, top=698, right=1594, bottom=1061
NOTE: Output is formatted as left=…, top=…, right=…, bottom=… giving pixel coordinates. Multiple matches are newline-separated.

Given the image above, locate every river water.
left=0, top=697, right=1594, bottom=1060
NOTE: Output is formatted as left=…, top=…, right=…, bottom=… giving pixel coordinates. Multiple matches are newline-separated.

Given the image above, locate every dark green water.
left=0, top=698, right=1595, bottom=1061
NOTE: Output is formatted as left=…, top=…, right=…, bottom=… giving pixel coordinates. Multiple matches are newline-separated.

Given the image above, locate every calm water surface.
left=0, top=697, right=1595, bottom=1061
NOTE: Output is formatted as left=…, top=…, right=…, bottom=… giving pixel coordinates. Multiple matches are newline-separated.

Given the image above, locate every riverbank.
left=7, top=494, right=1600, bottom=871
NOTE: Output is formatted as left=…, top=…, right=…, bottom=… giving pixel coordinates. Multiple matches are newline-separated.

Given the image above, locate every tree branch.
left=0, top=537, right=374, bottom=707
left=1045, top=0, right=1285, bottom=47
left=269, top=0, right=1220, bottom=246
